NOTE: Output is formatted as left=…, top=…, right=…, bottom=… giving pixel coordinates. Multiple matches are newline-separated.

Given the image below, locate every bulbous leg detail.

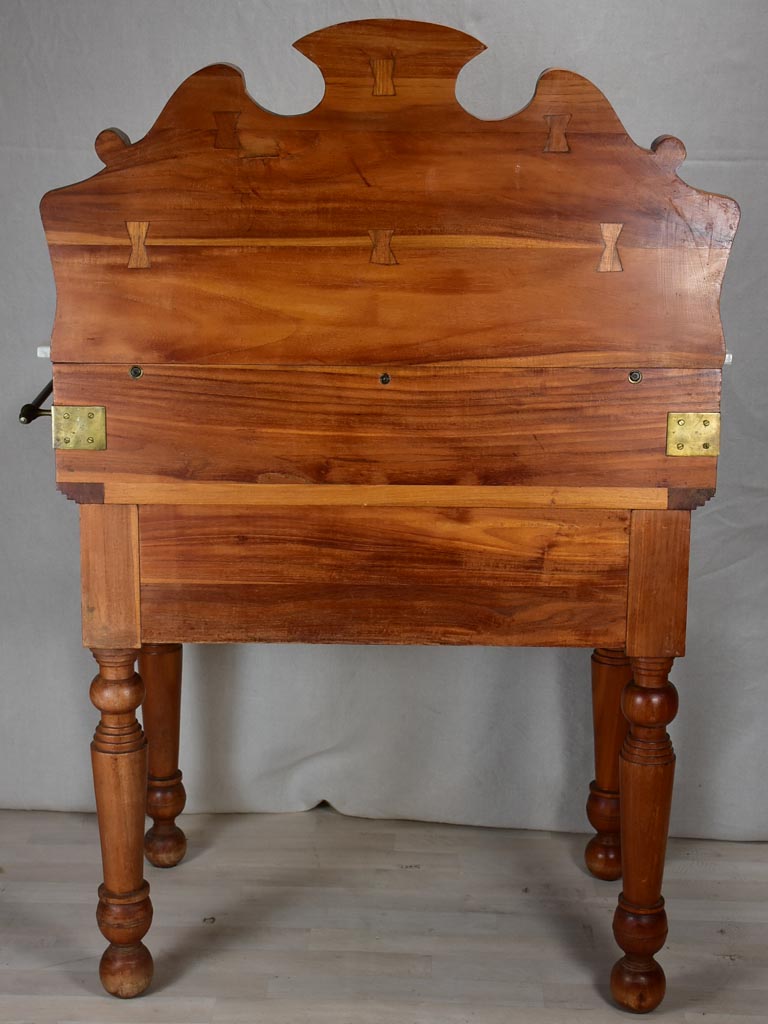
left=139, top=644, right=187, bottom=868
left=585, top=648, right=631, bottom=880
left=90, top=649, right=154, bottom=998
left=610, top=657, right=677, bottom=1013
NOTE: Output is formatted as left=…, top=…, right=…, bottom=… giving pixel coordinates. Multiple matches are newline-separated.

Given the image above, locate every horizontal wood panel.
left=104, top=482, right=669, bottom=508
left=48, top=245, right=728, bottom=366
left=138, top=504, right=628, bottom=645
left=54, top=364, right=720, bottom=490
left=140, top=582, right=627, bottom=647
left=138, top=506, right=631, bottom=587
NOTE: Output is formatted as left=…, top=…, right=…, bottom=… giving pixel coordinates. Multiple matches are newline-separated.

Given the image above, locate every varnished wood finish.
left=139, top=643, right=187, bottom=868
left=44, top=241, right=732, bottom=367
left=79, top=505, right=140, bottom=649
left=597, top=222, right=624, bottom=272
left=54, top=364, right=720, bottom=491
left=141, top=581, right=627, bottom=648
left=102, top=482, right=671, bottom=509
left=139, top=506, right=629, bottom=647
left=612, top=657, right=678, bottom=1013
left=139, top=506, right=630, bottom=587
left=38, top=17, right=739, bottom=1011
left=585, top=648, right=631, bottom=881
left=125, top=221, right=150, bottom=269
left=41, top=22, right=737, bottom=370
left=89, top=649, right=153, bottom=997
left=626, top=510, right=691, bottom=657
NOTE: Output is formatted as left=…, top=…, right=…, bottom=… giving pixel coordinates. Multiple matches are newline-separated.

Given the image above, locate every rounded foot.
left=144, top=823, right=187, bottom=868
left=585, top=833, right=622, bottom=881
left=610, top=955, right=666, bottom=1013
left=99, top=941, right=153, bottom=998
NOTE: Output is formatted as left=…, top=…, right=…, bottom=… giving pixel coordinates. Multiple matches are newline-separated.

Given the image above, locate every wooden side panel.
left=625, top=509, right=691, bottom=657
left=79, top=504, right=140, bottom=648
left=138, top=505, right=629, bottom=646
left=54, top=364, right=721, bottom=491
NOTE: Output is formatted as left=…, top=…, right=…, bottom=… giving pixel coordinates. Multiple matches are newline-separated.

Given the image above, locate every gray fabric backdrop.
left=1, top=0, right=766, bottom=840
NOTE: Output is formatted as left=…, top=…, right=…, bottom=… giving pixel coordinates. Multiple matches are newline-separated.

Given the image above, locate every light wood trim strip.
left=47, top=232, right=602, bottom=251
left=79, top=504, right=141, bottom=648
left=97, top=483, right=669, bottom=509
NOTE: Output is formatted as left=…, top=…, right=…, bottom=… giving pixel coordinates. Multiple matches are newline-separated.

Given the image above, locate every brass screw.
left=88, top=411, right=95, bottom=419
left=63, top=437, right=71, bottom=444
left=676, top=443, right=685, bottom=450
left=628, top=370, right=643, bottom=383
left=677, top=419, right=685, bottom=426
left=703, top=419, right=710, bottom=426
left=703, top=442, right=710, bottom=450
left=87, top=437, right=94, bottom=444
left=63, top=412, right=70, bottom=420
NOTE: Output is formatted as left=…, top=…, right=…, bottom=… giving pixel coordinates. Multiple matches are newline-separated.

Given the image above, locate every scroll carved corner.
left=651, top=134, right=686, bottom=173
left=95, top=127, right=130, bottom=166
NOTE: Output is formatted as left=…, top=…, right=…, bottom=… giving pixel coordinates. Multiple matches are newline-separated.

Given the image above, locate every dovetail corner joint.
left=369, top=229, right=398, bottom=264
left=52, top=406, right=107, bottom=450
left=126, top=221, right=150, bottom=269
left=370, top=58, right=396, bottom=96
left=544, top=113, right=571, bottom=153
left=597, top=223, right=623, bottom=272
left=666, top=412, right=720, bottom=456
left=213, top=110, right=241, bottom=149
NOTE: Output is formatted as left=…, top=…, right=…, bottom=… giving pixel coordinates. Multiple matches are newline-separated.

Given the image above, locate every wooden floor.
left=0, top=807, right=765, bottom=1022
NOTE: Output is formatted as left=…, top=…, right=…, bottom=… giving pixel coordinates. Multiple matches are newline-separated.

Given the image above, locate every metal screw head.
left=703, top=442, right=710, bottom=450
left=379, top=372, right=391, bottom=385
left=63, top=436, right=71, bottom=444
left=129, top=365, right=143, bottom=379
left=63, top=412, right=70, bottom=419
left=678, top=419, right=686, bottom=426
left=88, top=411, right=95, bottom=419
left=676, top=443, right=685, bottom=450
left=87, top=437, right=94, bottom=444
left=703, top=419, right=710, bottom=427
left=628, top=370, right=643, bottom=383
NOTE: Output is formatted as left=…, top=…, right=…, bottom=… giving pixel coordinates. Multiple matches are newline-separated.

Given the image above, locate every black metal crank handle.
left=19, top=379, right=53, bottom=424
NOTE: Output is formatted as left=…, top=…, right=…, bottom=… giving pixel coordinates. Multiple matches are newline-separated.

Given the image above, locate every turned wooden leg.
left=90, top=649, right=153, bottom=998
left=585, top=648, right=631, bottom=880
left=139, top=643, right=187, bottom=868
left=610, top=656, right=678, bottom=1014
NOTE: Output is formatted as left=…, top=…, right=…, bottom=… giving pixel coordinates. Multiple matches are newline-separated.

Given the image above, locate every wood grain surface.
left=100, top=482, right=669, bottom=508
left=625, top=510, right=691, bottom=657
left=79, top=505, right=140, bottom=648
left=40, top=20, right=738, bottom=369
left=139, top=505, right=628, bottom=646
left=53, top=365, right=720, bottom=490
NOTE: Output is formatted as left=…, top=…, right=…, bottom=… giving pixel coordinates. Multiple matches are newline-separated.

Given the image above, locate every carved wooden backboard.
left=40, top=19, right=739, bottom=648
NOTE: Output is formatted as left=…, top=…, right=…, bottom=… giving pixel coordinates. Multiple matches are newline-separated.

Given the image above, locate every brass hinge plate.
left=52, top=406, right=106, bottom=450
left=666, top=412, right=720, bottom=456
